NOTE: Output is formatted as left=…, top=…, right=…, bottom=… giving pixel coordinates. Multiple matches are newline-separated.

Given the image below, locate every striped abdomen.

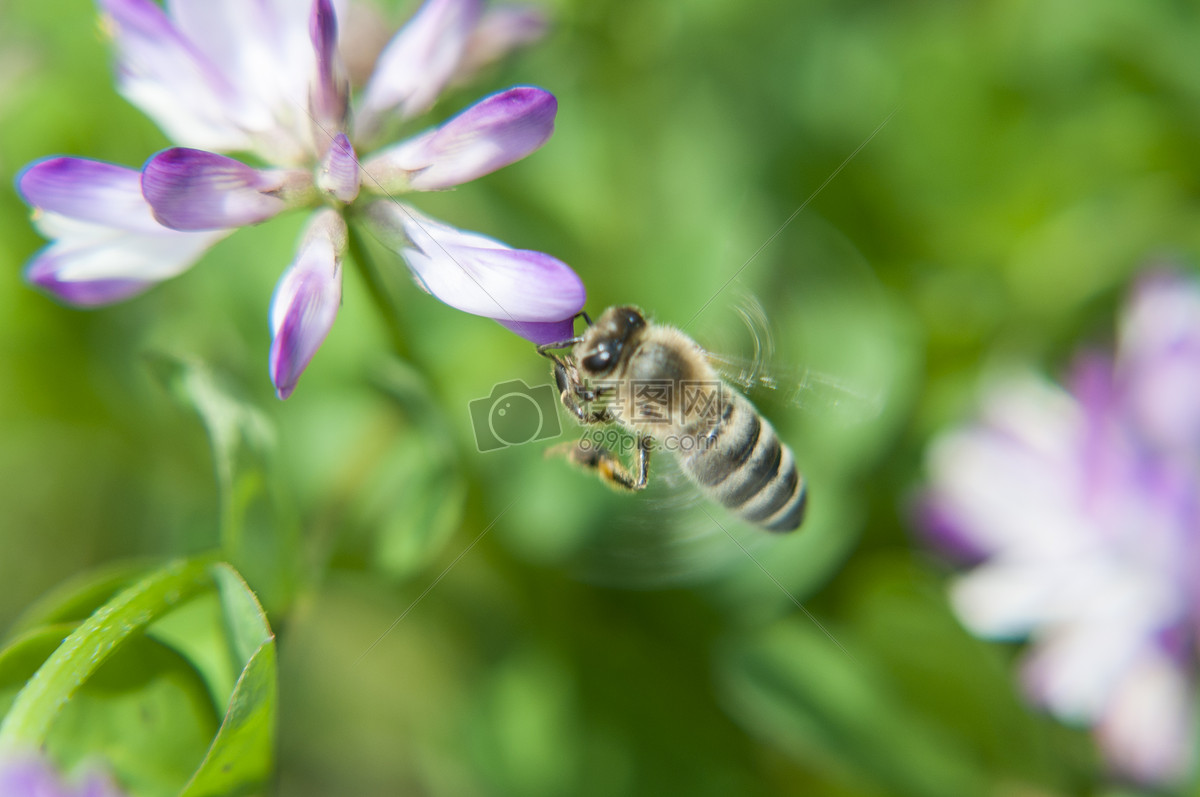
left=680, top=392, right=807, bottom=531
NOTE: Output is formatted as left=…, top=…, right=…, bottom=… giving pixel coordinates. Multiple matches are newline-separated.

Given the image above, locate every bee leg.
left=536, top=336, right=584, bottom=359
left=554, top=363, right=609, bottom=424
left=551, top=435, right=651, bottom=492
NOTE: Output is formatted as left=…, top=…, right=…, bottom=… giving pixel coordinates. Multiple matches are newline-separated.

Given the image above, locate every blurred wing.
left=692, top=292, right=885, bottom=423
left=703, top=349, right=887, bottom=423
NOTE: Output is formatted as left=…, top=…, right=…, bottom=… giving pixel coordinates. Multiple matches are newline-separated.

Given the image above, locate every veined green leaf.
left=0, top=624, right=76, bottom=721
left=5, top=561, right=153, bottom=642
left=0, top=558, right=213, bottom=748
left=180, top=563, right=276, bottom=797
left=144, top=353, right=297, bottom=613
left=0, top=560, right=279, bottom=797
left=45, top=635, right=219, bottom=797
left=180, top=644, right=276, bottom=797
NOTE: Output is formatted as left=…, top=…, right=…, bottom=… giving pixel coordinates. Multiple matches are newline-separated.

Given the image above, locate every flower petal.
left=17, top=158, right=229, bottom=306
left=454, top=4, right=548, bottom=85
left=1119, top=271, right=1200, bottom=453
left=363, top=86, right=556, bottom=192
left=142, top=148, right=312, bottom=230
left=924, top=376, right=1086, bottom=559
left=918, top=270, right=1200, bottom=788
left=316, top=133, right=360, bottom=203
left=18, top=156, right=160, bottom=232
left=163, top=0, right=345, bottom=163
left=1096, top=650, right=1195, bottom=784
left=356, top=0, right=482, bottom=139
left=0, top=754, right=61, bottom=796
left=310, top=0, right=349, bottom=132
left=361, top=201, right=584, bottom=341
left=269, top=209, right=346, bottom=399
left=0, top=750, right=126, bottom=797
left=98, top=0, right=254, bottom=153
left=494, top=317, right=578, bottom=345
left=25, top=235, right=211, bottom=307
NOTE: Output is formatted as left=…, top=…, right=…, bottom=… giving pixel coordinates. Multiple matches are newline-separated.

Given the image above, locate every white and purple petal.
left=1119, top=271, right=1200, bottom=453
left=317, top=133, right=360, bottom=203
left=24, top=222, right=225, bottom=307
left=919, top=271, right=1200, bottom=787
left=17, top=157, right=229, bottom=306
left=454, top=4, right=548, bottom=85
left=924, top=376, right=1086, bottom=561
left=99, top=0, right=255, bottom=154
left=363, top=86, right=556, bottom=192
left=0, top=750, right=126, bottom=797
left=269, top=209, right=346, bottom=399
left=20, top=156, right=164, bottom=232
left=494, top=317, right=578, bottom=344
left=142, top=148, right=313, bottom=231
left=1095, top=650, right=1195, bottom=784
left=309, top=0, right=349, bottom=133
left=360, top=201, right=584, bottom=343
left=160, top=0, right=347, bottom=163
left=356, top=0, right=482, bottom=139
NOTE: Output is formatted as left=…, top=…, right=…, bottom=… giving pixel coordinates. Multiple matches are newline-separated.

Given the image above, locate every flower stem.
left=347, top=221, right=411, bottom=359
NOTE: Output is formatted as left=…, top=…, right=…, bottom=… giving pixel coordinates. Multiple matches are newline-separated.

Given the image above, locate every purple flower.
left=16, top=0, right=584, bottom=399
left=0, top=750, right=125, bottom=797
left=269, top=209, right=345, bottom=400
left=920, top=271, right=1200, bottom=784
left=17, top=157, right=231, bottom=306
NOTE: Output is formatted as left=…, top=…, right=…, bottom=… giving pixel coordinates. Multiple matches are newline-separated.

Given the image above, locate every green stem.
left=0, top=558, right=215, bottom=748
left=347, top=221, right=411, bottom=360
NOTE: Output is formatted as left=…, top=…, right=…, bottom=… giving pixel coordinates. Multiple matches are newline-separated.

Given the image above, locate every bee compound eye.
left=582, top=347, right=612, bottom=373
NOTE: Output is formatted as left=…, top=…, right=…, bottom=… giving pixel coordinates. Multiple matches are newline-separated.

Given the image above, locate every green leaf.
left=179, top=643, right=276, bottom=797
left=143, top=353, right=275, bottom=547
left=0, top=561, right=279, bottom=797
left=5, top=560, right=153, bottom=642
left=45, top=635, right=220, bottom=797
left=0, top=624, right=76, bottom=720
left=146, top=593, right=237, bottom=719
left=180, top=563, right=277, bottom=797
left=717, top=619, right=989, bottom=797
left=0, top=558, right=213, bottom=748
left=212, top=564, right=272, bottom=667
left=144, top=353, right=296, bottom=611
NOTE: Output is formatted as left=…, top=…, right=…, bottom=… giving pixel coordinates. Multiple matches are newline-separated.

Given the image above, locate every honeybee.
left=538, top=306, right=807, bottom=532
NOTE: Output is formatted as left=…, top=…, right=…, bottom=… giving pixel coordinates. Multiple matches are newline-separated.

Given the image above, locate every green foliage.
left=179, top=565, right=277, bottom=797
left=0, top=561, right=277, bottom=797
left=718, top=620, right=987, bottom=797
left=2, top=0, right=1198, bottom=795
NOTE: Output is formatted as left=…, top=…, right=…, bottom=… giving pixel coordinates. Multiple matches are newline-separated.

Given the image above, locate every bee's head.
left=575, top=305, right=647, bottom=377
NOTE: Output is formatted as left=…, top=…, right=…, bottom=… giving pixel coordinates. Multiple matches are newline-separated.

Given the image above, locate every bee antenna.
left=578, top=310, right=593, bottom=326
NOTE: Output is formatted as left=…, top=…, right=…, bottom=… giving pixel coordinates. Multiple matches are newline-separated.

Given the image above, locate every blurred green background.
left=3, top=0, right=1200, bottom=794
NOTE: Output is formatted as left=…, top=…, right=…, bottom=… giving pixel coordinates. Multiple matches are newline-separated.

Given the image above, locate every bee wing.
left=703, top=349, right=887, bottom=423
left=690, top=292, right=884, bottom=423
